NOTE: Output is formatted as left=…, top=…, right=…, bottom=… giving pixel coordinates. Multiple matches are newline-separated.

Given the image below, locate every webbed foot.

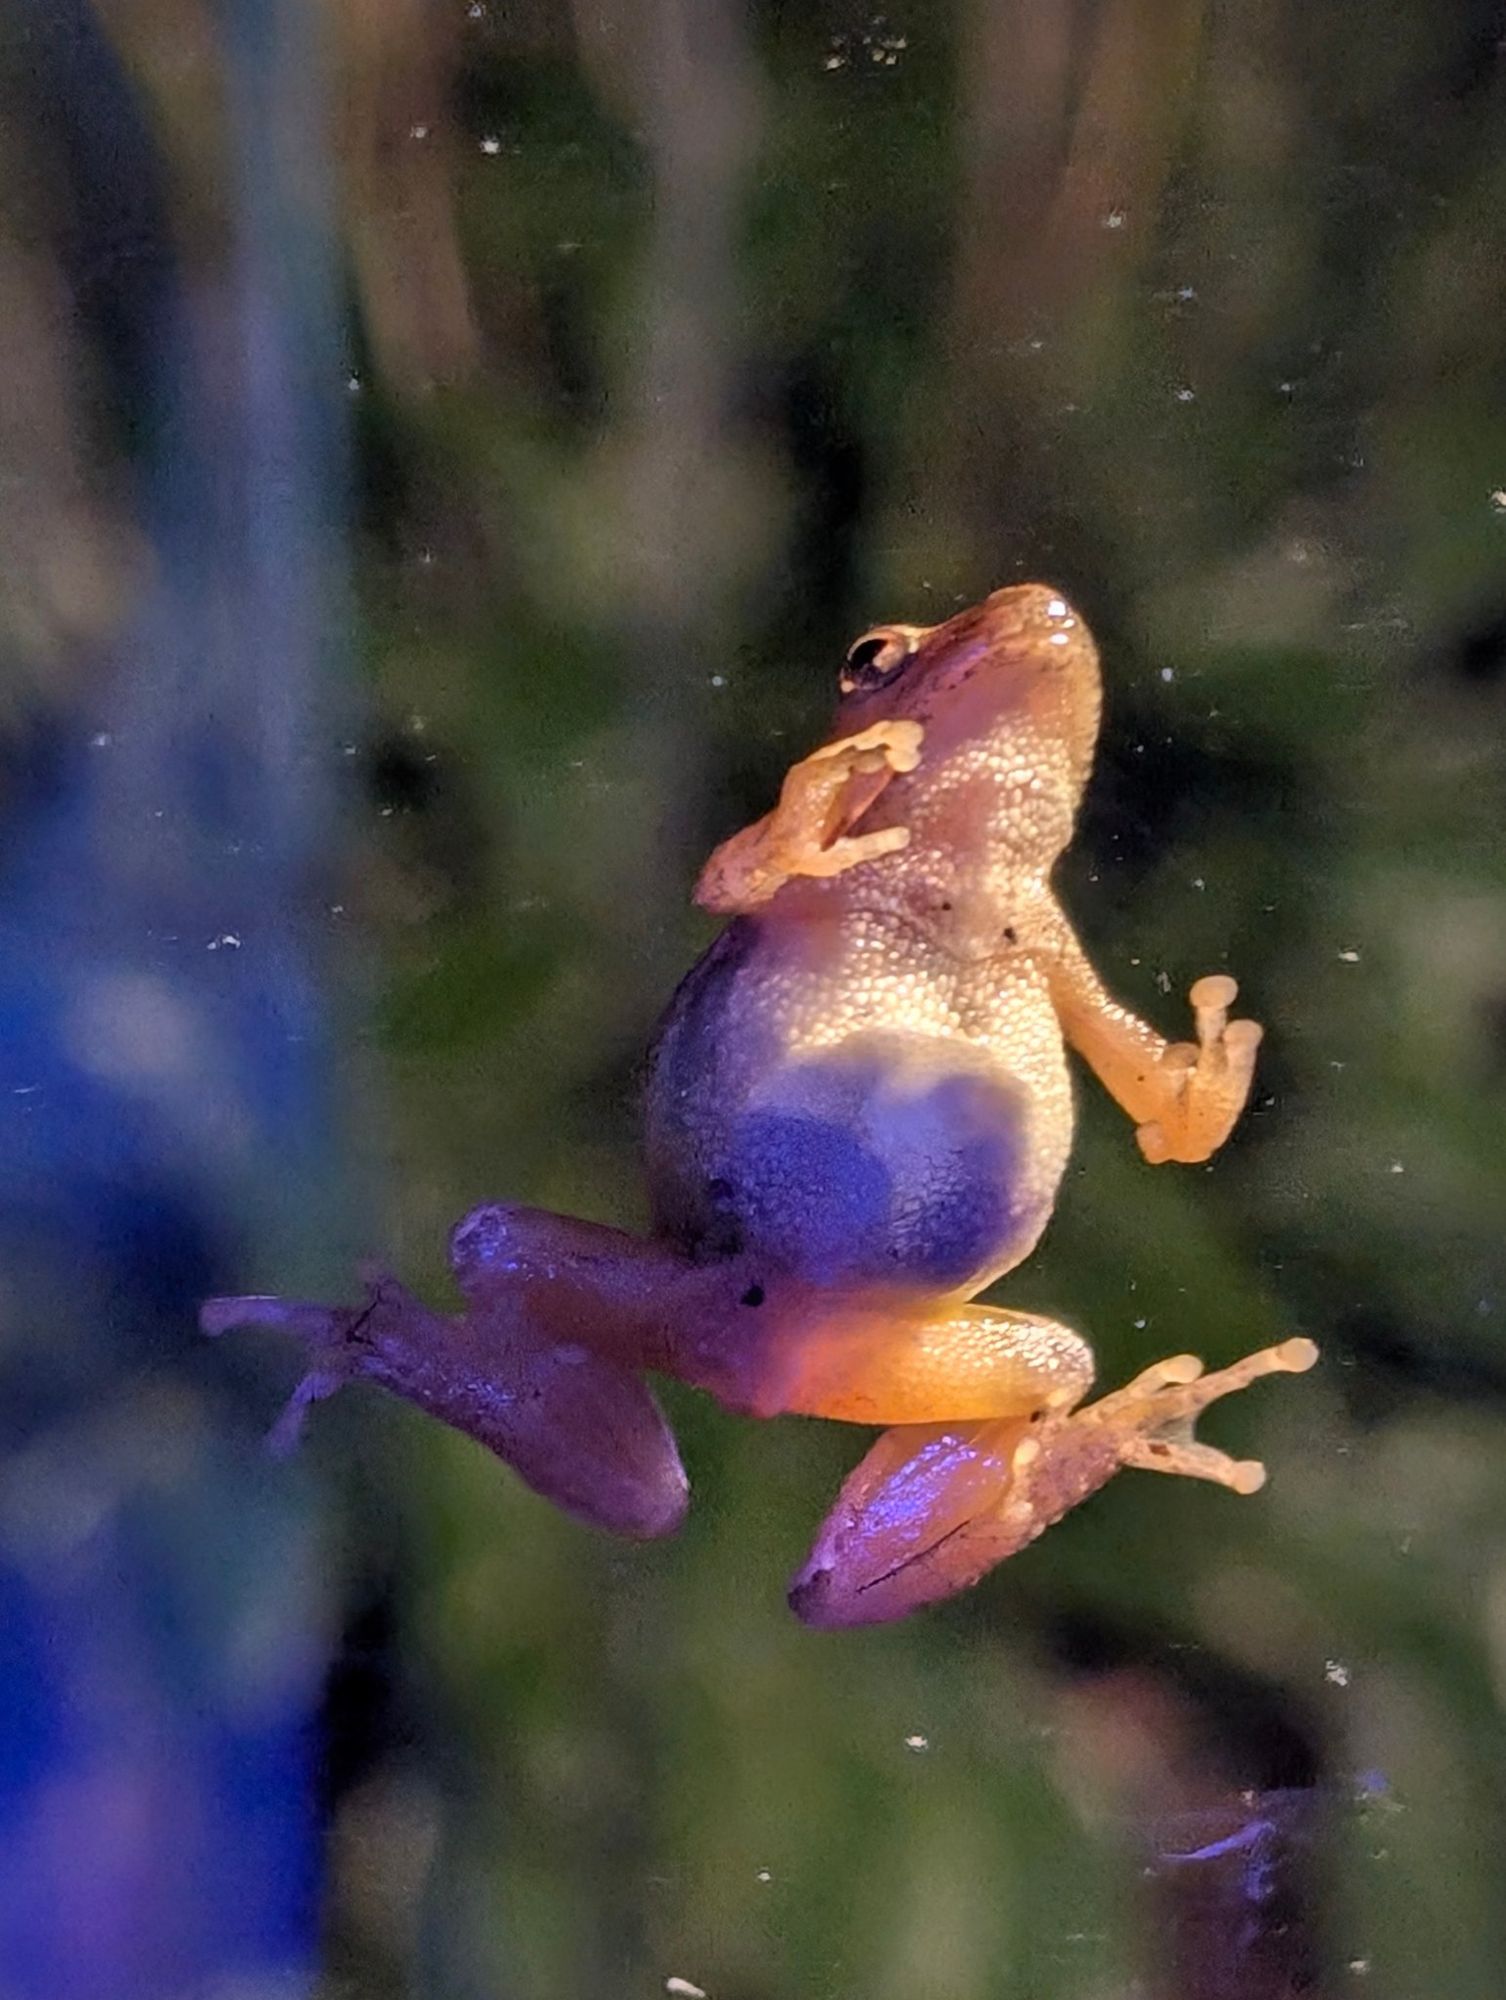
left=202, top=1271, right=689, bottom=1539
left=1135, top=975, right=1264, bottom=1165
left=790, top=1337, right=1317, bottom=1627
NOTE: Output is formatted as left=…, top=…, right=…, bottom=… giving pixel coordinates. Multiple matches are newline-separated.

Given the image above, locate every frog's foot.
left=1080, top=1336, right=1319, bottom=1490
left=695, top=718, right=924, bottom=913
left=790, top=1336, right=1317, bottom=1628
left=202, top=1273, right=395, bottom=1455
left=201, top=1270, right=689, bottom=1539
left=1135, top=975, right=1264, bottom=1165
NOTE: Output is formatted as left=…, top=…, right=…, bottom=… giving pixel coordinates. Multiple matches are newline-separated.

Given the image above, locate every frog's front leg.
left=1046, top=922, right=1264, bottom=1164
left=694, top=718, right=923, bottom=914
left=790, top=1336, right=1318, bottom=1627
left=201, top=1246, right=691, bottom=1540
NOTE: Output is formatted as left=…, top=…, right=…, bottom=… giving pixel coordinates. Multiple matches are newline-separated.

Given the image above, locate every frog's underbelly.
left=645, top=916, right=1073, bottom=1294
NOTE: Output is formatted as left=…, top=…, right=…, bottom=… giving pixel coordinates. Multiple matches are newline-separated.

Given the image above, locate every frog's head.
left=835, top=583, right=1103, bottom=808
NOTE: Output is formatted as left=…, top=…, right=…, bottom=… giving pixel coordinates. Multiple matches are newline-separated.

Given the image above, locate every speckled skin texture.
left=645, top=587, right=1089, bottom=1296
left=203, top=584, right=1316, bottom=1626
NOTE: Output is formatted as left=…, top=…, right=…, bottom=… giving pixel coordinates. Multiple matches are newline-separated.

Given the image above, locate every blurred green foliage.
left=8, top=0, right=1506, bottom=1995
left=305, top=5, right=1506, bottom=1997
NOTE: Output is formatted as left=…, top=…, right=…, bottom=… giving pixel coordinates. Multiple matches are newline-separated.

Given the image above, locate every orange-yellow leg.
left=694, top=718, right=923, bottom=913
left=1050, top=928, right=1264, bottom=1164
left=1131, top=976, right=1265, bottom=1165
left=791, top=1337, right=1318, bottom=1627
left=771, top=1300, right=1095, bottom=1426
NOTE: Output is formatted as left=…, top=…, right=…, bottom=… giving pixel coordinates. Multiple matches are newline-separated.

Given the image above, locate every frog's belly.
left=645, top=918, right=1072, bottom=1293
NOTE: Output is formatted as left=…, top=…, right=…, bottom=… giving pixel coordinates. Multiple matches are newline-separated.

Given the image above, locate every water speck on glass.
left=823, top=25, right=906, bottom=72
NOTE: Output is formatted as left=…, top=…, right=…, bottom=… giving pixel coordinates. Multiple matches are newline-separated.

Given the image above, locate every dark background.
left=1, top=2, right=1504, bottom=1996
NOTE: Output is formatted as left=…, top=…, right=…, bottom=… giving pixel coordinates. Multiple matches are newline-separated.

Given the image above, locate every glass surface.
left=1, top=4, right=1503, bottom=1997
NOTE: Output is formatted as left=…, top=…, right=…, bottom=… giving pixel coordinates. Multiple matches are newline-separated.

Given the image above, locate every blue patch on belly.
left=718, top=1043, right=1026, bottom=1290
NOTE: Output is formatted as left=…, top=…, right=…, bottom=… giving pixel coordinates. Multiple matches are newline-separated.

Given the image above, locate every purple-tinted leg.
left=202, top=1270, right=689, bottom=1539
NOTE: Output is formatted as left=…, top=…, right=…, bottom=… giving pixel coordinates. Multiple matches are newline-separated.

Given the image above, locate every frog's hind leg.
left=201, top=1266, right=689, bottom=1539
left=1094, top=1340, right=1319, bottom=1493
left=444, top=1206, right=1094, bottom=1428
left=774, top=1299, right=1096, bottom=1426
left=791, top=1336, right=1318, bottom=1627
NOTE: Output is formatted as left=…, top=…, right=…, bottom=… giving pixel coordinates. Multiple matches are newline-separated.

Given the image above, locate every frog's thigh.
left=779, top=1302, right=1093, bottom=1426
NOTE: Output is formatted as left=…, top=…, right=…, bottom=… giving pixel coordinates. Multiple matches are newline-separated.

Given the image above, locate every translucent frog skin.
left=205, top=585, right=1316, bottom=1627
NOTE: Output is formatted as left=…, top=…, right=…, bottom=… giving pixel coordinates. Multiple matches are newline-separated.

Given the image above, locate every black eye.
left=840, top=627, right=916, bottom=695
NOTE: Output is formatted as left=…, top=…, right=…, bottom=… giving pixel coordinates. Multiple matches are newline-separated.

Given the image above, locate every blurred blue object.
left=0, top=1, right=352, bottom=1992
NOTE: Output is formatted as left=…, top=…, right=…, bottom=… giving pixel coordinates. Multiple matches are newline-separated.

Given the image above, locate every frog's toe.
left=203, top=1278, right=691, bottom=1538
left=202, top=1283, right=392, bottom=1454
left=1136, top=997, right=1264, bottom=1164
left=1090, top=1335, right=1317, bottom=1496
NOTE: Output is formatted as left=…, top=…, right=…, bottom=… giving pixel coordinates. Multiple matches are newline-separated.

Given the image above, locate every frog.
left=203, top=583, right=1316, bottom=1627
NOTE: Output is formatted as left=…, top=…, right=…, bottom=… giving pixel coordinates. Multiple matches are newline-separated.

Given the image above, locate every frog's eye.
left=840, top=627, right=916, bottom=695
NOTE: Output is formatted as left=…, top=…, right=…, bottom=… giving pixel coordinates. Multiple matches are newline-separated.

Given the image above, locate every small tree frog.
left=204, top=585, right=1315, bottom=1626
